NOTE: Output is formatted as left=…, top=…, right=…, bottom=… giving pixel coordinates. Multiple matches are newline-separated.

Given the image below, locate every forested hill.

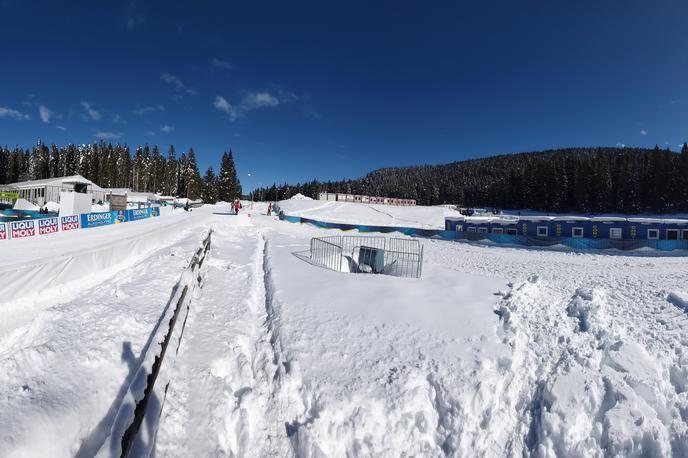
left=251, top=145, right=688, bottom=214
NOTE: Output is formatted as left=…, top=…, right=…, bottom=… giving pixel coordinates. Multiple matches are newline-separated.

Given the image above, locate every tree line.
left=250, top=145, right=688, bottom=214
left=0, top=141, right=242, bottom=203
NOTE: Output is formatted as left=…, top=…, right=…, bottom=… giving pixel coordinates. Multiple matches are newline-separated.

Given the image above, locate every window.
left=572, top=227, right=584, bottom=238
left=492, top=228, right=504, bottom=234
left=506, top=228, right=518, bottom=235
left=478, top=227, right=488, bottom=234
left=667, top=229, right=679, bottom=241
left=682, top=229, right=688, bottom=240
left=537, top=226, right=548, bottom=237
left=455, top=225, right=463, bottom=232
left=609, top=228, right=622, bottom=239
left=647, top=229, right=659, bottom=240
left=467, top=227, right=477, bottom=233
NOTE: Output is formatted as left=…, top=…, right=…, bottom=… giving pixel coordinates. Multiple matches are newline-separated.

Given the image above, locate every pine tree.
left=185, top=148, right=202, bottom=199
left=201, top=167, right=218, bottom=203
left=165, top=145, right=178, bottom=196
left=217, top=149, right=241, bottom=201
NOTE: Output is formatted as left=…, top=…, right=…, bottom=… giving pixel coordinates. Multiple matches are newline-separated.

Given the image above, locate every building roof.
left=6, top=174, right=105, bottom=191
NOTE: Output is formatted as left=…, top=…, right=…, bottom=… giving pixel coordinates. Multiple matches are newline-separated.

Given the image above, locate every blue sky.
left=1, top=1, right=687, bottom=191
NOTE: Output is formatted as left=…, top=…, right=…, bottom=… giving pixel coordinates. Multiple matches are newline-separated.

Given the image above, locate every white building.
left=0, top=175, right=106, bottom=206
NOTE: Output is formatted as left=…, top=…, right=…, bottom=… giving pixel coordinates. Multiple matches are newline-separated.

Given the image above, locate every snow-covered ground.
left=1, top=202, right=687, bottom=456
left=276, top=198, right=461, bottom=229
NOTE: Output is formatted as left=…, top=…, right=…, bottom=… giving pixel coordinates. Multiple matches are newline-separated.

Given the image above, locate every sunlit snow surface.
left=0, top=202, right=687, bottom=457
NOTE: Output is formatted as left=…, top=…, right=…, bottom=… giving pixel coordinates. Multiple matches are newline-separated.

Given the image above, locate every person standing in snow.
left=267, top=203, right=272, bottom=216
left=234, top=199, right=240, bottom=215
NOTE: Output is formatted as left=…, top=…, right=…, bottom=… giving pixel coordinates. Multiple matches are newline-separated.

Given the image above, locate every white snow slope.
left=0, top=203, right=687, bottom=457
left=277, top=199, right=460, bottom=229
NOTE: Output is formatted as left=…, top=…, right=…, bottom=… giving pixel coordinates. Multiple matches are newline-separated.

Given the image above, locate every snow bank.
left=277, top=199, right=461, bottom=229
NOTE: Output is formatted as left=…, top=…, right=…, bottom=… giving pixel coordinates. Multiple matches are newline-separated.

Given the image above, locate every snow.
left=277, top=199, right=461, bottom=229
left=288, top=193, right=312, bottom=200
left=0, top=202, right=687, bottom=456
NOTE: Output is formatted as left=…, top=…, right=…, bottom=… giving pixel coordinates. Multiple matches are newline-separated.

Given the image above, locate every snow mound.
left=289, top=193, right=312, bottom=200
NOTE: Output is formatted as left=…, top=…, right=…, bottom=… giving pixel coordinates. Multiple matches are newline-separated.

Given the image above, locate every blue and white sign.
left=10, top=220, right=36, bottom=238
left=81, top=211, right=120, bottom=228
left=126, top=208, right=151, bottom=222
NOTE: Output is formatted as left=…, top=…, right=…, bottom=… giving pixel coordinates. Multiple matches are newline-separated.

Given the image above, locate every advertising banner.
left=81, top=211, right=125, bottom=229
left=37, top=217, right=59, bottom=235
left=0, top=222, right=7, bottom=240
left=61, top=215, right=80, bottom=231
left=126, top=208, right=151, bottom=222
left=151, top=207, right=160, bottom=217
left=10, top=220, right=36, bottom=238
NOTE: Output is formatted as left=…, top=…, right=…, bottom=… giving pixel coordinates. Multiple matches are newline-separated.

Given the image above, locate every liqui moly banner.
left=10, top=220, right=36, bottom=238
left=126, top=208, right=151, bottom=222
left=37, top=217, right=59, bottom=235
left=61, top=215, right=80, bottom=231
left=0, top=222, right=7, bottom=240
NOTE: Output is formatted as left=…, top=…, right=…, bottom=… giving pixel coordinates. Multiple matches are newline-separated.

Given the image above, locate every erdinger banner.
left=81, top=211, right=124, bottom=229
left=37, top=217, right=59, bottom=235
left=61, top=215, right=80, bottom=231
left=10, top=220, right=36, bottom=238
left=0, top=222, right=7, bottom=240
left=126, top=208, right=151, bottom=222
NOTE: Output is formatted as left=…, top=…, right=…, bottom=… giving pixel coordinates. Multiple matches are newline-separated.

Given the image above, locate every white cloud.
left=640, top=129, right=647, bottom=135
left=242, top=92, right=280, bottom=109
left=615, top=142, right=626, bottom=148
left=160, top=124, right=174, bottom=133
left=211, top=58, right=233, bottom=70
left=214, top=95, right=242, bottom=122
left=0, top=106, right=30, bottom=120
left=145, top=131, right=155, bottom=136
left=39, top=105, right=54, bottom=123
left=94, top=131, right=122, bottom=140
left=214, top=91, right=293, bottom=122
left=133, top=104, right=165, bottom=116
left=81, top=101, right=102, bottom=120
left=161, top=73, right=198, bottom=96
left=56, top=126, right=66, bottom=131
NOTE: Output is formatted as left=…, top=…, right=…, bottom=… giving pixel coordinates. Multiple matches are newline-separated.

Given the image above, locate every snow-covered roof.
left=7, top=174, right=104, bottom=191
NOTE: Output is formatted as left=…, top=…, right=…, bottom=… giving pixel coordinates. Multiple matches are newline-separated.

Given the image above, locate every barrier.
left=126, top=208, right=151, bottom=222
left=0, top=222, right=6, bottom=240
left=81, top=211, right=125, bottom=228
left=280, top=214, right=688, bottom=253
left=37, top=217, right=59, bottom=235
left=10, top=220, right=36, bottom=238
left=61, top=215, right=80, bottom=231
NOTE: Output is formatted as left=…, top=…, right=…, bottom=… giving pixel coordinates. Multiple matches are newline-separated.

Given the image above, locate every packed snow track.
left=0, top=203, right=687, bottom=457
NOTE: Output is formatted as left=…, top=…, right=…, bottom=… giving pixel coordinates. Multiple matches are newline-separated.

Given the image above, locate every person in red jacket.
left=234, top=199, right=240, bottom=215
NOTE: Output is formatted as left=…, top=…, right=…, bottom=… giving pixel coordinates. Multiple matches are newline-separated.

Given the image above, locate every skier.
left=267, top=202, right=272, bottom=216
left=234, top=199, right=240, bottom=215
